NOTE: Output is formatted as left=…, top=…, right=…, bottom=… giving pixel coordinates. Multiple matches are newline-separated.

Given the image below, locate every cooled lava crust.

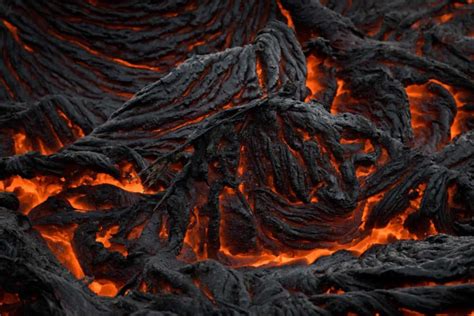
left=0, top=0, right=473, bottom=315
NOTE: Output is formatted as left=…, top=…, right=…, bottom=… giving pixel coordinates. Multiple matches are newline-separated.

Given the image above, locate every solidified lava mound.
left=0, top=0, right=473, bottom=315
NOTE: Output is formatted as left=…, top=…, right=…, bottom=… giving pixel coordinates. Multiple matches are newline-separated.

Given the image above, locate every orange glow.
left=188, top=40, right=206, bottom=51
left=237, top=146, right=246, bottom=177
left=128, top=223, right=146, bottom=240
left=276, top=0, right=295, bottom=30
left=256, top=58, right=265, bottom=91
left=182, top=207, right=208, bottom=261
left=219, top=210, right=425, bottom=268
left=192, top=279, right=216, bottom=303
left=436, top=13, right=454, bottom=23
left=0, top=76, right=14, bottom=99
left=365, top=18, right=383, bottom=37
left=341, top=138, right=385, bottom=178
left=356, top=144, right=389, bottom=180
left=406, top=83, right=435, bottom=142
left=218, top=187, right=234, bottom=254
left=1, top=19, right=34, bottom=52
left=38, top=224, right=85, bottom=279
left=96, top=225, right=128, bottom=256
left=138, top=281, right=148, bottom=293
left=0, top=163, right=152, bottom=215
left=12, top=131, right=56, bottom=155
left=0, top=164, right=155, bottom=296
left=406, top=79, right=469, bottom=140
left=57, top=109, right=85, bottom=138
left=331, top=79, right=351, bottom=114
left=0, top=176, right=63, bottom=213
left=65, top=194, right=90, bottom=211
left=12, top=132, right=32, bottom=155
left=155, top=113, right=212, bottom=137
left=429, top=79, right=469, bottom=139
left=0, top=292, right=20, bottom=305
left=305, top=54, right=323, bottom=101
left=159, top=216, right=169, bottom=239
left=340, top=138, right=374, bottom=153
left=75, top=60, right=135, bottom=99
left=88, top=279, right=119, bottom=297
left=71, top=172, right=148, bottom=193
left=218, top=182, right=433, bottom=268
left=48, top=29, right=160, bottom=71
left=0, top=291, right=20, bottom=313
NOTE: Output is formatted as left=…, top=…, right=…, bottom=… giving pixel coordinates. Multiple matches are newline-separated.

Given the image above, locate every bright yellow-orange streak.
left=256, top=58, right=265, bottom=91
left=305, top=55, right=323, bottom=102
left=57, top=109, right=85, bottom=138
left=39, top=224, right=85, bottom=279
left=276, top=0, right=295, bottom=30
left=188, top=40, right=206, bottom=51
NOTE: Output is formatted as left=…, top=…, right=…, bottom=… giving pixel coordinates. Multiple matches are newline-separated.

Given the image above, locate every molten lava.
left=0, top=162, right=154, bottom=297
left=0, top=3, right=472, bottom=315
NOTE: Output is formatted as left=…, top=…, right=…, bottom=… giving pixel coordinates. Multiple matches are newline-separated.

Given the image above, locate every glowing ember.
left=88, top=279, right=119, bottom=297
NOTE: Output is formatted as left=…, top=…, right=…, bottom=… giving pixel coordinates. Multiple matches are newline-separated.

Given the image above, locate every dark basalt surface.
left=1, top=0, right=473, bottom=315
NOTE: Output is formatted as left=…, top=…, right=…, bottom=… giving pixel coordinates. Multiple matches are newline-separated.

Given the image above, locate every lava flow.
left=1, top=0, right=473, bottom=315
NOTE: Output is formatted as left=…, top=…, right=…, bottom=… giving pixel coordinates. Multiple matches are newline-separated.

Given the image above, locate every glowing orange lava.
left=12, top=131, right=55, bottom=155
left=305, top=55, right=323, bottom=102
left=96, top=225, right=128, bottom=257
left=0, top=163, right=155, bottom=297
left=277, top=0, right=294, bottom=30
left=38, top=224, right=85, bottom=279
left=182, top=207, right=208, bottom=261
left=217, top=181, right=434, bottom=268
left=0, top=176, right=63, bottom=213
left=406, top=79, right=470, bottom=140
left=57, top=109, right=85, bottom=138
left=88, top=279, right=119, bottom=297
left=256, top=58, right=266, bottom=92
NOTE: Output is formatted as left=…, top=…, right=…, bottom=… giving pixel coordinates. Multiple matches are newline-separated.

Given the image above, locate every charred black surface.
left=0, top=0, right=473, bottom=315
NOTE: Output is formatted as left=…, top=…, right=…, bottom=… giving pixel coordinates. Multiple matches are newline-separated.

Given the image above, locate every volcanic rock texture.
left=0, top=0, right=473, bottom=315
